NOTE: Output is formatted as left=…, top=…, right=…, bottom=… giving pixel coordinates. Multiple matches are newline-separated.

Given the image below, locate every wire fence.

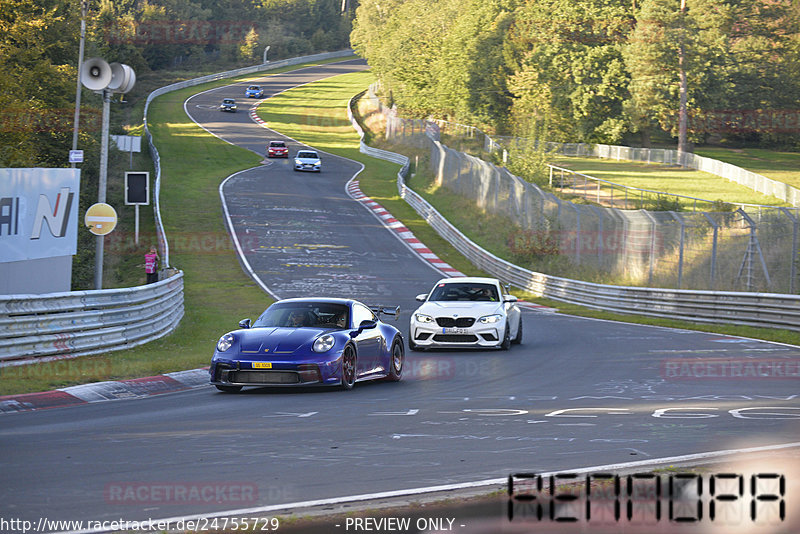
left=369, top=91, right=800, bottom=293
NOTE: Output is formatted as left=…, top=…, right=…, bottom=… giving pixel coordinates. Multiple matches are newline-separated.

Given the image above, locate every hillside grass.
left=548, top=156, right=790, bottom=208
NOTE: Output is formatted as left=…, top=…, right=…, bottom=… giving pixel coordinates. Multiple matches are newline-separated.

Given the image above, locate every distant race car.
left=219, top=98, right=237, bottom=112
left=267, top=140, right=289, bottom=158
left=409, top=277, right=522, bottom=351
left=210, top=298, right=404, bottom=392
left=245, top=85, right=264, bottom=98
left=293, top=150, right=321, bottom=172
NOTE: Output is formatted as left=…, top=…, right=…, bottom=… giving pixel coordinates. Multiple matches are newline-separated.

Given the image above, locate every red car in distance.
left=267, top=140, right=289, bottom=158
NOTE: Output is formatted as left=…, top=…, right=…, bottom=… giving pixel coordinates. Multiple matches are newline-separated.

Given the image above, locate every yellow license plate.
left=252, top=362, right=272, bottom=369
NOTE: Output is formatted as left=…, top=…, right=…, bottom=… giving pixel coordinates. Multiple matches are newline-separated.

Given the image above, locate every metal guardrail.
left=349, top=93, right=800, bottom=332
left=0, top=272, right=184, bottom=364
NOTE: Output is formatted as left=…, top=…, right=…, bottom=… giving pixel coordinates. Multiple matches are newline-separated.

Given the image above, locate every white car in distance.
left=409, top=277, right=522, bottom=351
left=293, top=150, right=321, bottom=172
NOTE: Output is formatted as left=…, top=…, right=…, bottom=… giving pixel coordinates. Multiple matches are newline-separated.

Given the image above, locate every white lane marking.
left=370, top=409, right=419, bottom=416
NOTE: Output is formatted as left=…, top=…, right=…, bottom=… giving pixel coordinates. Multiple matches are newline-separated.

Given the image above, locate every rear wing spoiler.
left=369, top=305, right=400, bottom=321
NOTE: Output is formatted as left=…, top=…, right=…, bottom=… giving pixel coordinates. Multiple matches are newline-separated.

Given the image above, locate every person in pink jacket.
left=144, top=246, right=159, bottom=284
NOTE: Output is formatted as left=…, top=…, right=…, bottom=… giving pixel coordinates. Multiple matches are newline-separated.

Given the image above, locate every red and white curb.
left=249, top=106, right=267, bottom=126
left=346, top=179, right=465, bottom=278
left=0, top=369, right=210, bottom=414
left=344, top=180, right=554, bottom=313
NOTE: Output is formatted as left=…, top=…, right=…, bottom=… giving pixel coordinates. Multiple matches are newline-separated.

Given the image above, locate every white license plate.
left=442, top=327, right=469, bottom=334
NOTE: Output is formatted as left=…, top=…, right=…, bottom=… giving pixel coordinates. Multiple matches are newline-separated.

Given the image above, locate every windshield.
left=428, top=282, right=499, bottom=302
left=297, top=151, right=317, bottom=159
left=270, top=141, right=286, bottom=147
left=223, top=99, right=235, bottom=104
left=248, top=86, right=260, bottom=90
left=253, top=302, right=349, bottom=329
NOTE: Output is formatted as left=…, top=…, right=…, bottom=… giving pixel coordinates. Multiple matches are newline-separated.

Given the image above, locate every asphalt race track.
left=1, top=59, right=799, bottom=530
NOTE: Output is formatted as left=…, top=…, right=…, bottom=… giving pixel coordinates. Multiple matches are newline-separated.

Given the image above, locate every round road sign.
left=85, top=203, right=118, bottom=235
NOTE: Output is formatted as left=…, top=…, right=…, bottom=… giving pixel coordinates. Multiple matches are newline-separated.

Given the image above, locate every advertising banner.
left=0, top=168, right=81, bottom=263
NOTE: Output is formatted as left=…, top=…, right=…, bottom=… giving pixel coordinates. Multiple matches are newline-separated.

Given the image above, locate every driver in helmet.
left=287, top=310, right=306, bottom=327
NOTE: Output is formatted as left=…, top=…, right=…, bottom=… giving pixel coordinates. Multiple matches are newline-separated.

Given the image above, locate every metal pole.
left=671, top=211, right=685, bottom=288
left=70, top=1, right=87, bottom=168
left=263, top=45, right=270, bottom=64
left=94, top=89, right=110, bottom=290
left=702, top=212, right=718, bottom=289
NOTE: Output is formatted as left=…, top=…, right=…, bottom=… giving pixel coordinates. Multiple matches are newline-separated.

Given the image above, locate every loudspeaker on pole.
left=108, top=63, right=136, bottom=93
left=80, top=57, right=112, bottom=91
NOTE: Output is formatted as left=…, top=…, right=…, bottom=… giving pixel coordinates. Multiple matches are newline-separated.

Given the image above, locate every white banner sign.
left=0, top=168, right=81, bottom=263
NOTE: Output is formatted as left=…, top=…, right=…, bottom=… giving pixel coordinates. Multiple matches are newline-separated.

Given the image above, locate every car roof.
left=272, top=297, right=356, bottom=306
left=434, top=277, right=500, bottom=285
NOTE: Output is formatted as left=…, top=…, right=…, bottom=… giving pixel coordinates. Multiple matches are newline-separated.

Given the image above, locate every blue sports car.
left=245, top=85, right=264, bottom=98
left=210, top=298, right=404, bottom=392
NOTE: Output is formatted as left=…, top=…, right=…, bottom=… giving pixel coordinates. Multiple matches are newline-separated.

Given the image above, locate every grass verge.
left=548, top=155, right=790, bottom=208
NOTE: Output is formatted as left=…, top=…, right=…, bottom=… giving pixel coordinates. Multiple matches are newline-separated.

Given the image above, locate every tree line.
left=351, top=0, right=800, bottom=150
left=0, top=0, right=355, bottom=168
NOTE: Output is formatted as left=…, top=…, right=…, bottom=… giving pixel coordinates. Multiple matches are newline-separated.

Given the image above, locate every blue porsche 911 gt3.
left=210, top=298, right=404, bottom=392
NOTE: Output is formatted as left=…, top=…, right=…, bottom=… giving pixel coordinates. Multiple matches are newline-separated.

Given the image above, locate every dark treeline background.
left=351, top=0, right=800, bottom=149
left=0, top=0, right=355, bottom=169
left=0, top=0, right=355, bottom=289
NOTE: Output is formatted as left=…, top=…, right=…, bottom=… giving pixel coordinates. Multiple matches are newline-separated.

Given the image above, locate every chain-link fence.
left=372, top=98, right=800, bottom=293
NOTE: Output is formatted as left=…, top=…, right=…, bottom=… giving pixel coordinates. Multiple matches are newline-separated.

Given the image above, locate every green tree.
left=506, top=0, right=634, bottom=143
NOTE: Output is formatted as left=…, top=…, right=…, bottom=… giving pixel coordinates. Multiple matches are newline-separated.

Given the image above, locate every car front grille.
left=227, top=370, right=300, bottom=384
left=435, top=317, right=475, bottom=328
left=432, top=334, right=479, bottom=343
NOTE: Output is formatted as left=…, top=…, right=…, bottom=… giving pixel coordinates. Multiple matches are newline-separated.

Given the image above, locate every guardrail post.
left=670, top=211, right=685, bottom=288
left=779, top=207, right=799, bottom=293
left=643, top=211, right=658, bottom=286
left=702, top=212, right=719, bottom=289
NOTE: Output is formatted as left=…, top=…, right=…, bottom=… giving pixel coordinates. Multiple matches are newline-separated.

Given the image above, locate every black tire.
left=499, top=325, right=511, bottom=350
left=511, top=318, right=523, bottom=345
left=215, top=385, right=242, bottom=393
left=340, top=344, right=356, bottom=390
left=387, top=339, right=404, bottom=381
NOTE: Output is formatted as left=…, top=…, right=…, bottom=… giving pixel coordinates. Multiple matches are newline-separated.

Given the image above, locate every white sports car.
left=409, top=277, right=522, bottom=351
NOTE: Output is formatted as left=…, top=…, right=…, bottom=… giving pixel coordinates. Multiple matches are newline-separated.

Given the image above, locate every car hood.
left=414, top=301, right=503, bottom=317
left=235, top=327, right=328, bottom=354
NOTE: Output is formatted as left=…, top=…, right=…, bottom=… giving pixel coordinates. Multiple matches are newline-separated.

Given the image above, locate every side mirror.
left=349, top=319, right=377, bottom=338
left=238, top=318, right=251, bottom=329
left=415, top=293, right=427, bottom=302
left=503, top=295, right=518, bottom=303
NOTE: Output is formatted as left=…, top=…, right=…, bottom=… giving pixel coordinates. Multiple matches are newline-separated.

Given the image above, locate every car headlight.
left=478, top=314, right=503, bottom=324
left=414, top=313, right=434, bottom=323
left=313, top=334, right=336, bottom=353
left=216, top=333, right=234, bottom=352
